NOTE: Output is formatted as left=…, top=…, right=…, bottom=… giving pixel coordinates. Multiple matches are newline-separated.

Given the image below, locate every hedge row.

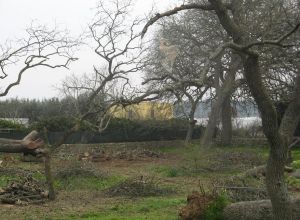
left=0, top=117, right=204, bottom=144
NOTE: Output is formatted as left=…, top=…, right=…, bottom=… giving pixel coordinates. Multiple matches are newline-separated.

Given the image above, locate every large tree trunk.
left=185, top=120, right=196, bottom=144
left=201, top=100, right=220, bottom=146
left=201, top=72, right=236, bottom=147
left=243, top=55, right=292, bottom=220
left=201, top=50, right=239, bottom=147
left=221, top=95, right=232, bottom=146
left=208, top=1, right=298, bottom=218
left=201, top=58, right=222, bottom=147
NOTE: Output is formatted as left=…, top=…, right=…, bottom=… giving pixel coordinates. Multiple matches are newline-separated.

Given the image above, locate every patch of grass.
left=53, top=161, right=123, bottom=191
left=32, top=171, right=46, bottom=181
left=292, top=160, right=300, bottom=169
left=151, top=166, right=179, bottom=177
left=292, top=148, right=300, bottom=161
left=55, top=175, right=123, bottom=191
left=0, top=175, right=19, bottom=188
left=62, top=197, right=186, bottom=220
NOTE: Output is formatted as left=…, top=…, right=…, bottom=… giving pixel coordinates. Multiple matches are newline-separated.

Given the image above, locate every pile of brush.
left=0, top=176, right=48, bottom=205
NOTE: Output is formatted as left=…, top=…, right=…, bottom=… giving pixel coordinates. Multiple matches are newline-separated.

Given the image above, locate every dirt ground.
left=0, top=143, right=299, bottom=220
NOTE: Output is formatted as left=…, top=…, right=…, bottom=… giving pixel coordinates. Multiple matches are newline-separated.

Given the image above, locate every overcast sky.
left=0, top=0, right=178, bottom=100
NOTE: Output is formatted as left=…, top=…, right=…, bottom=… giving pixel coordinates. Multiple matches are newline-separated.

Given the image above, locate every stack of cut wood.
left=0, top=176, right=48, bottom=205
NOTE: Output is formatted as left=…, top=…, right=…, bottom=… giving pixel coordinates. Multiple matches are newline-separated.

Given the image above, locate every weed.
left=292, top=149, right=300, bottom=161
left=287, top=176, right=300, bottom=188
left=0, top=175, right=19, bottom=188
left=152, top=166, right=179, bottom=177
left=292, top=160, right=300, bottom=169
left=201, top=193, right=229, bottom=220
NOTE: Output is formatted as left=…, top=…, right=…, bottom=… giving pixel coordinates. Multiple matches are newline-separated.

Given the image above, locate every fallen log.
left=223, top=197, right=300, bottom=220
left=0, top=130, right=43, bottom=155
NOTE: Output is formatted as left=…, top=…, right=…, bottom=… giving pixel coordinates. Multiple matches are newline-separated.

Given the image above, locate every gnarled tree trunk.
left=201, top=71, right=236, bottom=147
left=221, top=95, right=232, bottom=146
left=242, top=55, right=299, bottom=220
left=185, top=116, right=196, bottom=144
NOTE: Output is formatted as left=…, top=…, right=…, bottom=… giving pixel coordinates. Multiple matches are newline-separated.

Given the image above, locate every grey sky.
left=0, top=0, right=177, bottom=100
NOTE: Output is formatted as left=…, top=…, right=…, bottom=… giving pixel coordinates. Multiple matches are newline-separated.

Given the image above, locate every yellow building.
left=111, top=101, right=173, bottom=120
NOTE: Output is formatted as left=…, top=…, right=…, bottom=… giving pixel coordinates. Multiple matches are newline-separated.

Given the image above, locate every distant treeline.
left=0, top=98, right=76, bottom=123
left=0, top=98, right=261, bottom=123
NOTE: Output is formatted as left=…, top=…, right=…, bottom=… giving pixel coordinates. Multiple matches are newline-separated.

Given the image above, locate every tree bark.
left=201, top=58, right=222, bottom=147
left=201, top=99, right=220, bottom=146
left=185, top=102, right=197, bottom=144
left=185, top=118, right=196, bottom=144
left=201, top=71, right=236, bottom=147
left=208, top=1, right=296, bottom=218
left=44, top=152, right=55, bottom=200
left=243, top=55, right=291, bottom=220
left=221, top=95, right=232, bottom=146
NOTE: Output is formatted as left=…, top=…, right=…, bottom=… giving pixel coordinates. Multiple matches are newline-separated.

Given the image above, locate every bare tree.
left=0, top=24, right=78, bottom=200
left=57, top=0, right=158, bottom=143
left=141, top=0, right=300, bottom=219
left=143, top=35, right=211, bottom=143
left=0, top=24, right=78, bottom=97
left=143, top=7, right=242, bottom=145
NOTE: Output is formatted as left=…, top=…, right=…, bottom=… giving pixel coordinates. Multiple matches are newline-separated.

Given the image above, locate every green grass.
left=292, top=160, right=300, bottom=169
left=55, top=175, right=124, bottom=191
left=61, top=197, right=185, bottom=220
left=151, top=165, right=180, bottom=177
left=293, top=148, right=300, bottom=161
left=0, top=175, right=20, bottom=187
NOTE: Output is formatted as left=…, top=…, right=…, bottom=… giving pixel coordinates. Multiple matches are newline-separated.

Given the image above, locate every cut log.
left=223, top=197, right=300, bottom=220
left=0, top=130, right=43, bottom=154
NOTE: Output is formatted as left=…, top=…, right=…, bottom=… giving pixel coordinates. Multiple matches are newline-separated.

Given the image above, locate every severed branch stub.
left=0, top=130, right=55, bottom=201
